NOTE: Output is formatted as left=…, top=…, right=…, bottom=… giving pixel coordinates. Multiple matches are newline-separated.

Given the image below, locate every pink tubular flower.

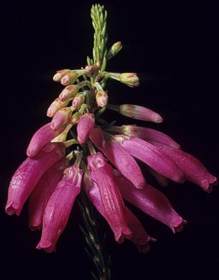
left=26, top=122, right=63, bottom=158
left=37, top=165, right=83, bottom=252
left=77, top=113, right=95, bottom=144
left=119, top=104, right=163, bottom=123
left=115, top=172, right=185, bottom=233
left=28, top=159, right=67, bottom=230
left=115, top=136, right=184, bottom=183
left=125, top=208, right=156, bottom=252
left=152, top=143, right=217, bottom=192
left=84, top=173, right=154, bottom=251
left=5, top=143, right=65, bottom=216
left=50, top=108, right=72, bottom=131
left=87, top=152, right=132, bottom=243
left=110, top=125, right=180, bottom=148
left=89, top=127, right=146, bottom=189
left=59, top=85, right=78, bottom=101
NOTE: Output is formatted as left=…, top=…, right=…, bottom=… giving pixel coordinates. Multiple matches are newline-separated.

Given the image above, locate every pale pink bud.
left=26, top=122, right=64, bottom=158
left=96, top=91, right=108, bottom=107
left=59, top=85, right=78, bottom=101
left=71, top=94, right=85, bottom=111
left=119, top=104, right=163, bottom=123
left=28, top=159, right=67, bottom=230
left=152, top=143, right=217, bottom=192
left=111, top=125, right=180, bottom=148
left=115, top=172, right=186, bottom=233
left=114, top=136, right=184, bottom=183
left=50, top=108, right=72, bottom=131
left=77, top=113, right=95, bottom=144
left=85, top=64, right=100, bottom=76
left=89, top=127, right=146, bottom=189
left=36, top=165, right=82, bottom=252
left=60, top=71, right=79, bottom=86
left=5, top=143, right=65, bottom=216
left=53, top=69, right=70, bottom=82
left=87, top=153, right=132, bottom=243
left=47, top=98, right=68, bottom=118
left=119, top=73, right=139, bottom=87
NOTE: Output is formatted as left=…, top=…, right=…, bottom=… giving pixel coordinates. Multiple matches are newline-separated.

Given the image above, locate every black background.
left=0, top=0, right=219, bottom=279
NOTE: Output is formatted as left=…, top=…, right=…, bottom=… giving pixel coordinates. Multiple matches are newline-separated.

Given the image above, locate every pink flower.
left=95, top=90, right=108, bottom=107
left=5, top=143, right=65, bottom=216
left=152, top=143, right=217, bottom=192
left=47, top=98, right=68, bottom=118
left=114, top=136, right=184, bottom=183
left=59, top=85, right=78, bottom=101
left=50, top=108, right=72, bottom=131
left=115, top=171, right=186, bottom=233
left=110, top=125, right=180, bottom=148
left=28, top=159, right=67, bottom=230
left=87, top=152, right=132, bottom=243
left=125, top=208, right=156, bottom=253
left=26, top=123, right=63, bottom=158
left=89, top=127, right=146, bottom=189
left=36, top=165, right=83, bottom=252
left=84, top=172, right=154, bottom=251
left=118, top=104, right=163, bottom=123
left=77, top=113, right=95, bottom=144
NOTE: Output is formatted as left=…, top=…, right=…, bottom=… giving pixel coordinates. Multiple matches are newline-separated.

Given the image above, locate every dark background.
left=0, top=0, right=219, bottom=279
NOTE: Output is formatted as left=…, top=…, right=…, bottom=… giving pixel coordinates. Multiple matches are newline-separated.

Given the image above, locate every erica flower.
left=87, top=152, right=132, bottom=242
left=29, top=158, right=67, bottom=230
left=6, top=143, right=65, bottom=216
left=77, top=113, right=95, bottom=144
left=26, top=122, right=64, bottom=158
left=37, top=164, right=83, bottom=252
left=50, top=108, right=72, bottom=131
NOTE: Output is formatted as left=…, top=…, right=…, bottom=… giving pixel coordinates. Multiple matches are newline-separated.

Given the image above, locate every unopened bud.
left=71, top=94, right=85, bottom=111
left=108, top=41, right=122, bottom=59
left=95, top=90, right=108, bottom=107
left=53, top=69, right=71, bottom=82
left=59, top=85, right=78, bottom=101
left=85, top=64, right=100, bottom=77
left=61, top=71, right=79, bottom=86
left=50, top=107, right=72, bottom=130
left=47, top=98, right=69, bottom=118
left=119, top=73, right=139, bottom=87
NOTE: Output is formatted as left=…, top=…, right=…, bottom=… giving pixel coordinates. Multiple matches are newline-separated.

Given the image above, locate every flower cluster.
left=5, top=4, right=217, bottom=254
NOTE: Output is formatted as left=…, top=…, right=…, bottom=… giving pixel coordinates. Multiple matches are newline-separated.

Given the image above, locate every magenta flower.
left=6, top=143, right=65, bottom=216
left=152, top=142, right=217, bottom=192
left=84, top=174, right=154, bottom=251
left=114, top=135, right=184, bottom=183
left=110, top=125, right=180, bottom=148
left=114, top=171, right=186, bottom=232
left=89, top=127, right=146, bottom=189
left=77, top=113, right=95, bottom=144
left=87, top=152, right=132, bottom=242
left=28, top=158, right=67, bottom=230
left=37, top=164, right=83, bottom=252
left=26, top=122, right=64, bottom=158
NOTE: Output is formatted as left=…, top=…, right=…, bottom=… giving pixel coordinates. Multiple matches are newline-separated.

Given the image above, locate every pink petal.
left=87, top=153, right=132, bottom=243
left=28, top=158, right=67, bottom=230
left=116, top=136, right=184, bottom=183
left=5, top=143, right=65, bottom=216
left=89, top=127, right=146, bottom=189
left=114, top=125, right=180, bottom=148
left=152, top=143, right=217, bottom=192
left=50, top=108, right=72, bottom=131
left=37, top=165, right=82, bottom=252
left=77, top=113, right=95, bottom=144
left=26, top=122, right=63, bottom=158
left=115, top=172, right=186, bottom=233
